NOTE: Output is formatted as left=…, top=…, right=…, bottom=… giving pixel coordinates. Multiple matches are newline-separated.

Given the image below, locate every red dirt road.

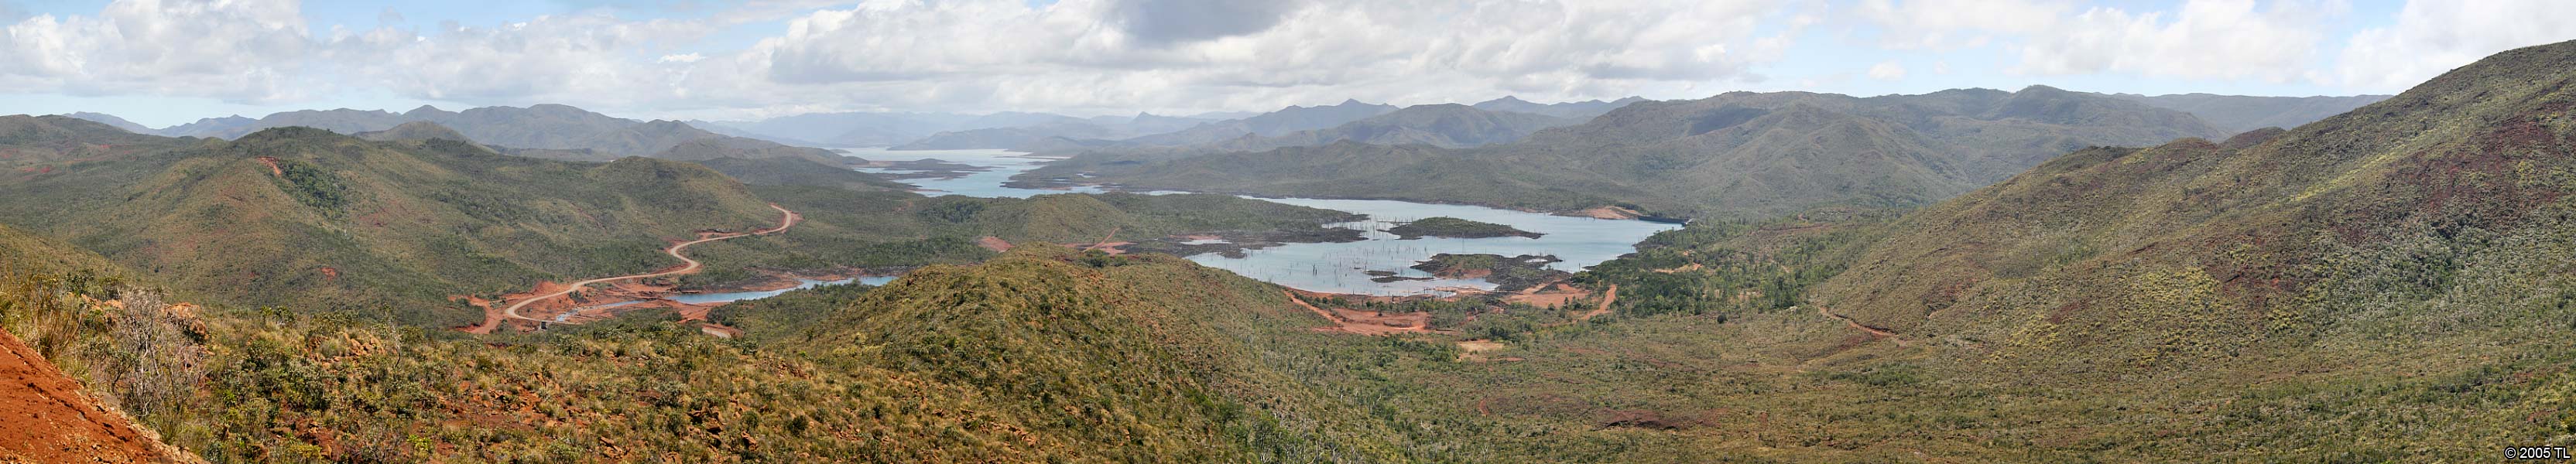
left=469, top=204, right=800, bottom=333
left=1817, top=305, right=1905, bottom=346
left=1575, top=285, right=1619, bottom=321
left=0, top=329, right=188, bottom=462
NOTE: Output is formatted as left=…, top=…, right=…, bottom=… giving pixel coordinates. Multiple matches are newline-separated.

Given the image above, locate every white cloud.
left=1868, top=60, right=1906, bottom=80
left=1857, top=0, right=2069, bottom=49
left=1859, top=0, right=2340, bottom=84
left=0, top=0, right=1810, bottom=118
left=326, top=12, right=718, bottom=109
left=2010, top=0, right=2335, bottom=82
left=728, top=0, right=1806, bottom=115
left=0, top=0, right=311, bottom=102
left=2331, top=0, right=2576, bottom=91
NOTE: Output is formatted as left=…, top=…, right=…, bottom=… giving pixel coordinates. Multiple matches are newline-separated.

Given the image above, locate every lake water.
left=841, top=148, right=1103, bottom=198
left=838, top=148, right=1680, bottom=295
left=1187, top=198, right=1679, bottom=295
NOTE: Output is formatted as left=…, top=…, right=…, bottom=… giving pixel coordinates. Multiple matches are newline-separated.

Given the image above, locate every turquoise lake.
left=836, top=148, right=1680, bottom=295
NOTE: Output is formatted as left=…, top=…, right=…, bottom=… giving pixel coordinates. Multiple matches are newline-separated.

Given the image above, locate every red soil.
left=1817, top=305, right=1904, bottom=346
left=1283, top=290, right=1444, bottom=336
left=253, top=156, right=283, bottom=177
left=0, top=329, right=191, bottom=463
left=1571, top=206, right=1641, bottom=220
left=1502, top=284, right=1591, bottom=308
left=976, top=236, right=1014, bottom=252
left=1077, top=227, right=1129, bottom=254
left=1573, top=284, right=1619, bottom=322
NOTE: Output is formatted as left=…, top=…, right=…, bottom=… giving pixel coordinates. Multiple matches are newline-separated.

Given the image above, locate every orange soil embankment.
left=1283, top=290, right=1442, bottom=336
left=0, top=329, right=190, bottom=463
left=254, top=156, right=283, bottom=177
left=976, top=236, right=1014, bottom=252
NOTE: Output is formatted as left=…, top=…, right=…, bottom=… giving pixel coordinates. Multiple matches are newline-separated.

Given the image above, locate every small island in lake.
left=1386, top=217, right=1543, bottom=240
left=1408, top=254, right=1568, bottom=292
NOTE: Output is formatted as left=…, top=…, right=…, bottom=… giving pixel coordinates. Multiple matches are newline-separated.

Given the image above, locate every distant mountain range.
left=694, top=111, right=1142, bottom=147
left=58, top=111, right=153, bottom=133
left=2102, top=93, right=2393, bottom=133
left=59, top=104, right=855, bottom=165
left=1469, top=95, right=1648, bottom=119
left=887, top=113, right=1215, bottom=150
left=701, top=96, right=1648, bottom=152
left=1199, top=104, right=1581, bottom=151
left=1036, top=86, right=2235, bottom=217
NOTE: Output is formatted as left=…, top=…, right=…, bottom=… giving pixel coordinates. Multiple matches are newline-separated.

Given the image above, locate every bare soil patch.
left=1456, top=339, right=1523, bottom=363
left=0, top=329, right=193, bottom=463
left=1283, top=290, right=1444, bottom=336
left=1571, top=206, right=1641, bottom=220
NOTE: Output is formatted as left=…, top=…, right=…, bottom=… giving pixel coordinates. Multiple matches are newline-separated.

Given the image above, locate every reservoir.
left=841, top=148, right=1680, bottom=295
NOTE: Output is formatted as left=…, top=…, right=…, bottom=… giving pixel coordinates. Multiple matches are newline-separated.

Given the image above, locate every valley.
left=0, top=6, right=2567, bottom=460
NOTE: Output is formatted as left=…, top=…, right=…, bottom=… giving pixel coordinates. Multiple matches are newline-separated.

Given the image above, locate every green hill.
left=0, top=125, right=1372, bottom=326
left=0, top=127, right=791, bottom=325
left=0, top=229, right=1292, bottom=461
left=1542, top=39, right=2576, bottom=459
left=0, top=227, right=1417, bottom=461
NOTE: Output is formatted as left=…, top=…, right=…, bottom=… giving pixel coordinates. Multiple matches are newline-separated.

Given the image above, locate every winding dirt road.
left=1817, top=305, right=1906, bottom=346
left=495, top=203, right=800, bottom=327
left=1574, top=284, right=1619, bottom=321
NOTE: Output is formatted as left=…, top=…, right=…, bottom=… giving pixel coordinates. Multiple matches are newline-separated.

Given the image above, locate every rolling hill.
left=1546, top=39, right=2576, bottom=460
left=0, top=121, right=1368, bottom=327
left=1818, top=39, right=2576, bottom=370
left=0, top=126, right=793, bottom=325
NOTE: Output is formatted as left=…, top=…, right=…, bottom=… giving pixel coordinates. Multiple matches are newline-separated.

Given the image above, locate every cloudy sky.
left=2, top=0, right=2571, bottom=127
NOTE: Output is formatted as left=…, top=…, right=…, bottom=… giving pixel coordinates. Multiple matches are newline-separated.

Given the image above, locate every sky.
left=0, top=0, right=2571, bottom=128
